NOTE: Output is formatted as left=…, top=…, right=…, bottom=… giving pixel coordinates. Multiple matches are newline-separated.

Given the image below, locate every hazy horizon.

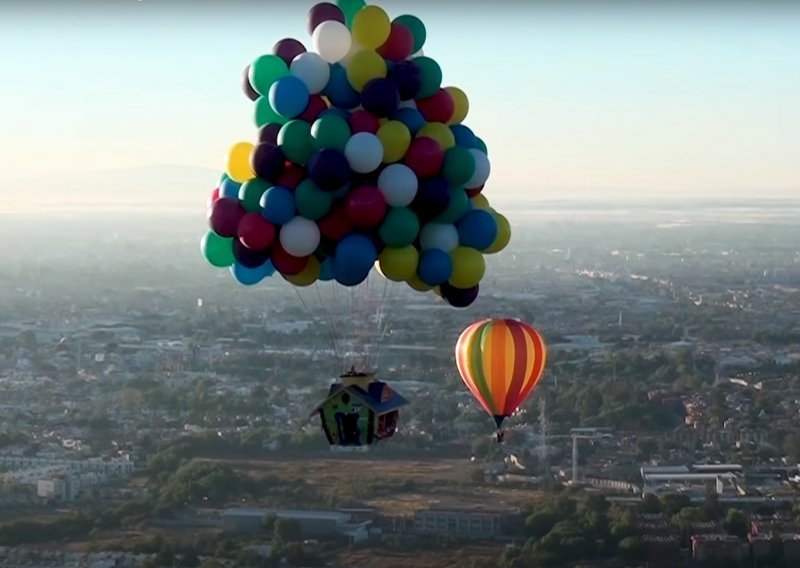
left=1, top=0, right=799, bottom=207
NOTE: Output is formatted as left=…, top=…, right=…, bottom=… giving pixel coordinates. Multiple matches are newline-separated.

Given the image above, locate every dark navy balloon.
left=250, top=143, right=285, bottom=182
left=450, top=124, right=478, bottom=149
left=308, top=148, right=352, bottom=192
left=258, top=123, right=282, bottom=145
left=411, top=176, right=450, bottom=221
left=233, top=239, right=271, bottom=268
left=388, top=60, right=421, bottom=100
left=361, top=78, right=400, bottom=118
left=441, top=282, right=479, bottom=308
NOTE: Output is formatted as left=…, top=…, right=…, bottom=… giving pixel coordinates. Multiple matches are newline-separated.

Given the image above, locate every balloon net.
left=291, top=269, right=402, bottom=376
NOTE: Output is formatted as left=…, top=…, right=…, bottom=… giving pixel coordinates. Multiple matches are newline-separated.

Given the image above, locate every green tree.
left=722, top=509, right=748, bottom=538
left=618, top=536, right=646, bottom=563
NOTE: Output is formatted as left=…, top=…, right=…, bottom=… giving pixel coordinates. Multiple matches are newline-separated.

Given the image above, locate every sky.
left=0, top=0, right=799, bottom=201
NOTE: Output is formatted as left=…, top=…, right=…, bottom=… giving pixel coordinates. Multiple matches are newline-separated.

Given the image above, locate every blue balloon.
left=456, top=209, right=498, bottom=250
left=450, top=125, right=478, bottom=149
left=230, top=260, right=276, bottom=286
left=392, top=108, right=426, bottom=135
left=417, top=248, right=452, bottom=286
left=333, top=233, right=377, bottom=286
left=319, top=257, right=335, bottom=281
left=269, top=75, right=310, bottom=118
left=260, top=186, right=296, bottom=225
left=361, top=78, right=400, bottom=118
left=219, top=177, right=242, bottom=199
left=323, top=63, right=360, bottom=110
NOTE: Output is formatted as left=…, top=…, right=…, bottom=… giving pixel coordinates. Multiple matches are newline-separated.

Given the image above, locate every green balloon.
left=434, top=188, right=469, bottom=224
left=413, top=56, right=442, bottom=99
left=239, top=178, right=271, bottom=212
left=443, top=146, right=476, bottom=188
left=311, top=115, right=352, bottom=152
left=295, top=179, right=334, bottom=221
left=255, top=96, right=287, bottom=128
left=337, top=0, right=366, bottom=29
left=201, top=231, right=235, bottom=268
left=379, top=207, right=420, bottom=247
left=278, top=120, right=314, bottom=166
left=249, top=54, right=289, bottom=96
left=475, top=137, right=488, bottom=155
left=394, top=15, right=426, bottom=53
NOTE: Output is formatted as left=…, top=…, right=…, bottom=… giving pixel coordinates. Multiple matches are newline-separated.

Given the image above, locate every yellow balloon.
left=346, top=49, right=386, bottom=91
left=352, top=6, right=391, bottom=50
left=283, top=256, right=320, bottom=287
left=377, top=121, right=411, bottom=163
left=407, top=273, right=434, bottom=292
left=485, top=212, right=511, bottom=254
left=225, top=142, right=255, bottom=183
left=378, top=245, right=418, bottom=282
left=449, top=246, right=486, bottom=288
left=445, top=86, right=469, bottom=125
left=417, top=122, right=456, bottom=151
left=470, top=194, right=491, bottom=211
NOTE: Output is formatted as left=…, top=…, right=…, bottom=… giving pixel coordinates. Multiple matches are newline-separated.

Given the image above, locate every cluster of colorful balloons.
left=201, top=0, right=511, bottom=308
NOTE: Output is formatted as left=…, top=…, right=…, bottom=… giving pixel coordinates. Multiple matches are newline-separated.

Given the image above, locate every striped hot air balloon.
left=455, top=318, right=547, bottom=431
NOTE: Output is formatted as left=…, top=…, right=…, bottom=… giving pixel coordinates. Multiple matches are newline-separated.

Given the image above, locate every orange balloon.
left=455, top=318, right=547, bottom=428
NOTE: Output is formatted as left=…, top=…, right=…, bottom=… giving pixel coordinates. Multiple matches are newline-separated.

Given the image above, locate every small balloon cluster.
left=202, top=0, right=511, bottom=308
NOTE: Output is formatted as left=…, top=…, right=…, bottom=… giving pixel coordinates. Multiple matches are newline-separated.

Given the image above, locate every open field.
left=211, top=455, right=543, bottom=514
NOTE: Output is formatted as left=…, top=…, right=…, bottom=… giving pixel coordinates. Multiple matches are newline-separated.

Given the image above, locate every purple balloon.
left=242, top=65, right=259, bottom=102
left=258, top=123, right=282, bottom=145
left=250, top=143, right=286, bottom=183
left=440, top=282, right=479, bottom=308
left=308, top=149, right=352, bottom=192
left=209, top=198, right=246, bottom=238
left=361, top=78, right=400, bottom=118
left=308, top=2, right=346, bottom=34
left=233, top=239, right=271, bottom=268
left=273, top=38, right=307, bottom=66
left=411, top=176, right=450, bottom=221
left=388, top=61, right=422, bottom=101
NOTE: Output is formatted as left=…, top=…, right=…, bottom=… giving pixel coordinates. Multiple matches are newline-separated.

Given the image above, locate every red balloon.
left=276, top=164, right=306, bottom=190
left=416, top=89, right=455, bottom=124
left=207, top=187, right=220, bottom=210
left=237, top=212, right=276, bottom=250
left=271, top=243, right=309, bottom=275
left=209, top=197, right=246, bottom=237
left=404, top=137, right=445, bottom=178
left=346, top=185, right=388, bottom=227
left=348, top=109, right=380, bottom=134
left=377, top=23, right=415, bottom=62
left=299, top=94, right=329, bottom=123
left=466, top=184, right=484, bottom=198
left=318, top=205, right=353, bottom=241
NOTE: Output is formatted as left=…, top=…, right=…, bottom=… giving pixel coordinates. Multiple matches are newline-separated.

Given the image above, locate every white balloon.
left=465, top=149, right=491, bottom=189
left=420, top=223, right=459, bottom=253
left=279, top=216, right=320, bottom=257
left=290, top=52, right=331, bottom=94
left=407, top=48, right=425, bottom=60
left=344, top=132, right=384, bottom=174
left=378, top=164, right=418, bottom=206
left=397, top=99, right=417, bottom=110
left=312, top=21, right=352, bottom=63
